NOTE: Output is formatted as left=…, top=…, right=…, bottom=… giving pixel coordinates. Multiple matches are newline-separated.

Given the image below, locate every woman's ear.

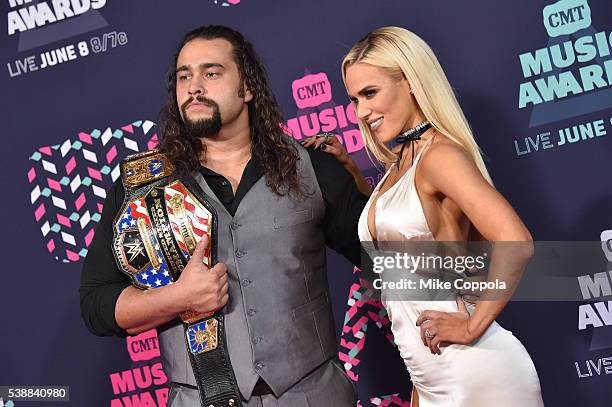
left=400, top=76, right=414, bottom=94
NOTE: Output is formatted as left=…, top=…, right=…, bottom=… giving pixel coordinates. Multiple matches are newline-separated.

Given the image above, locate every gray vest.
left=158, top=145, right=338, bottom=399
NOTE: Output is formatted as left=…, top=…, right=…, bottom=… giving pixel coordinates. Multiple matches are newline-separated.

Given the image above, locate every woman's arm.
left=415, top=141, right=533, bottom=353
left=302, top=134, right=373, bottom=196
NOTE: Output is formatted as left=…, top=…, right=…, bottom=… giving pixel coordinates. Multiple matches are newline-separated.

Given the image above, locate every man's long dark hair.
left=159, top=25, right=303, bottom=198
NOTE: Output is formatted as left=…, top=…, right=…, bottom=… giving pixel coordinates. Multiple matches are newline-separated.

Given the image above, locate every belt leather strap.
left=112, top=149, right=242, bottom=407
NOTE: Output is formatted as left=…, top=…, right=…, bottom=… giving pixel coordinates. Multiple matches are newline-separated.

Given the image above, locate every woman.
left=303, top=27, right=544, bottom=406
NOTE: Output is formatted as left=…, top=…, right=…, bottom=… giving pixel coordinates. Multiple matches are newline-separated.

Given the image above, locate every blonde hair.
left=342, top=26, right=492, bottom=184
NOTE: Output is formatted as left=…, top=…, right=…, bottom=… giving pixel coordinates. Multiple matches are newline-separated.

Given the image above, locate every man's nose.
left=188, top=78, right=206, bottom=96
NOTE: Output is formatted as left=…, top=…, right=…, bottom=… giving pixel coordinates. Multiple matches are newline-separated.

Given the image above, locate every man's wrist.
left=163, top=281, right=189, bottom=315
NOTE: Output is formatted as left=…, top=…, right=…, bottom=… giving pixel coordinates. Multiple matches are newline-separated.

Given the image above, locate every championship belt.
left=112, top=149, right=242, bottom=407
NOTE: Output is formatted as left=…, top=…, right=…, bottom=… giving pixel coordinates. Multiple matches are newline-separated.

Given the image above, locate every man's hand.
left=176, top=234, right=229, bottom=314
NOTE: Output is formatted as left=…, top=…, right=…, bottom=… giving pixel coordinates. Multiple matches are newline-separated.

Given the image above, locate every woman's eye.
left=364, top=90, right=376, bottom=98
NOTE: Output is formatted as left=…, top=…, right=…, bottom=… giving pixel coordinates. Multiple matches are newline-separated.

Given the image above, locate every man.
left=80, top=25, right=367, bottom=406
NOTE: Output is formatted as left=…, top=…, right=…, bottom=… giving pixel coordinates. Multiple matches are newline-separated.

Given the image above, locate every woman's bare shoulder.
left=419, top=134, right=483, bottom=191
left=421, top=134, right=472, bottom=167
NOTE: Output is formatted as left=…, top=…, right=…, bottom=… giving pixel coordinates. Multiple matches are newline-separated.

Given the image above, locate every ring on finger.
left=425, top=329, right=434, bottom=339
left=317, top=133, right=331, bottom=144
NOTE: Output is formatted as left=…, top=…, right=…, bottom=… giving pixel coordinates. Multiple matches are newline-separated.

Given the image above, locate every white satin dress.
left=358, top=138, right=544, bottom=406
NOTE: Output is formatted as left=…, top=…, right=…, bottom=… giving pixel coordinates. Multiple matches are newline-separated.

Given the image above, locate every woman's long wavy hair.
left=342, top=27, right=493, bottom=185
left=159, top=25, right=303, bottom=197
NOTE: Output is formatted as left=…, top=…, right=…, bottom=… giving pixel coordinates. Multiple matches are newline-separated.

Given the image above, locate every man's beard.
left=181, top=96, right=222, bottom=140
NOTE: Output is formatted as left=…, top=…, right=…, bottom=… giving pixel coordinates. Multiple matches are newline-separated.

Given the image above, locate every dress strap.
left=412, top=132, right=437, bottom=167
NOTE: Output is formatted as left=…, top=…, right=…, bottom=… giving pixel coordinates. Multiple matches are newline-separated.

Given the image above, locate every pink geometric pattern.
left=339, top=270, right=411, bottom=406
left=47, top=177, right=62, bottom=192
left=106, top=145, right=118, bottom=164
left=215, top=0, right=241, bottom=6
left=358, top=395, right=411, bottom=407
left=34, top=203, right=46, bottom=221
left=75, top=192, right=86, bottom=211
left=65, top=156, right=77, bottom=175
left=28, top=120, right=159, bottom=263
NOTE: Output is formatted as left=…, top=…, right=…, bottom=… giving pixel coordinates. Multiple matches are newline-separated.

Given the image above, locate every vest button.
left=241, top=279, right=252, bottom=287
left=247, top=308, right=257, bottom=316
left=255, top=362, right=265, bottom=369
left=235, top=250, right=246, bottom=258
left=252, top=336, right=262, bottom=344
left=230, top=221, right=240, bottom=230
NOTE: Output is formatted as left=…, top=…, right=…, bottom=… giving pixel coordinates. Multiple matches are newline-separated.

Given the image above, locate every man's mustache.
left=180, top=95, right=217, bottom=114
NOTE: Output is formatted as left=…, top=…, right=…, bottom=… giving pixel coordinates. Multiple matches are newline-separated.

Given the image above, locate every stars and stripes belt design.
left=112, top=149, right=242, bottom=407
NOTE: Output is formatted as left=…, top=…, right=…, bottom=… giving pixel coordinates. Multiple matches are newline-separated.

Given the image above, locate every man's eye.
left=206, top=72, right=219, bottom=78
left=178, top=75, right=191, bottom=81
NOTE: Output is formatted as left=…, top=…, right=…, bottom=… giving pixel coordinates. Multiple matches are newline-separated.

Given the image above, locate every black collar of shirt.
left=198, top=158, right=265, bottom=217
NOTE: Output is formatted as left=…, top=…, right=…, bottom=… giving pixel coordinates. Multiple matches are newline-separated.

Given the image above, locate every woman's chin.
left=375, top=131, right=397, bottom=146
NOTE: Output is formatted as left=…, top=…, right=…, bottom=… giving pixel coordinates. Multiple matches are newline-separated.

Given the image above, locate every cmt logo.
left=126, top=329, right=160, bottom=362
left=292, top=72, right=332, bottom=109
left=543, top=0, right=591, bottom=37
left=601, top=230, right=612, bottom=262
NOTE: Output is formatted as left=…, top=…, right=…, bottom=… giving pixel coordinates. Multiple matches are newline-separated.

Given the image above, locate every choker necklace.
left=394, top=121, right=432, bottom=170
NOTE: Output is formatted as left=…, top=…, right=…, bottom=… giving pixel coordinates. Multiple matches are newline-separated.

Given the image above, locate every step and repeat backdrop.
left=1, top=0, right=612, bottom=406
